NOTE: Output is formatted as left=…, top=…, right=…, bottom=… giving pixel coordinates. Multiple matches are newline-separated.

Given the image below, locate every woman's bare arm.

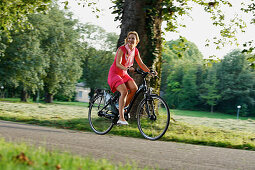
left=116, top=49, right=129, bottom=71
left=134, top=52, right=150, bottom=72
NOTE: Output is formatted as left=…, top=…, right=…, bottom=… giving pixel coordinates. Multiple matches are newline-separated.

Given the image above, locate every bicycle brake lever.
left=149, top=70, right=156, bottom=76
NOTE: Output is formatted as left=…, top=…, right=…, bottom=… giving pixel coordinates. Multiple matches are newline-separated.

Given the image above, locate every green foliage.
left=0, top=32, right=8, bottom=58
left=162, top=38, right=205, bottom=109
left=0, top=0, right=52, bottom=58
left=0, top=5, right=85, bottom=102
left=164, top=37, right=204, bottom=60
left=165, top=59, right=204, bottom=109
left=78, top=22, right=118, bottom=92
left=216, top=50, right=255, bottom=115
left=161, top=38, right=203, bottom=90
left=82, top=48, right=114, bottom=90
left=1, top=31, right=46, bottom=93
left=0, top=0, right=51, bottom=32
left=112, top=0, right=233, bottom=33
left=112, top=0, right=240, bottom=47
left=162, top=43, right=255, bottom=116
left=111, top=0, right=245, bottom=102
left=78, top=23, right=119, bottom=52
left=30, top=6, right=83, bottom=102
left=111, top=0, right=124, bottom=22
left=241, top=1, right=255, bottom=55
left=200, top=67, right=221, bottom=112
left=180, top=65, right=199, bottom=108
left=0, top=2, right=119, bottom=102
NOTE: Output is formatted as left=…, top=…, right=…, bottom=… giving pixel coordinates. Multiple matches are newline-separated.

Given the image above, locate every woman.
left=108, top=31, right=155, bottom=125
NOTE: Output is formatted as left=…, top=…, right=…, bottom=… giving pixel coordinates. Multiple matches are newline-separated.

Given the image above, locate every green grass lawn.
left=0, top=138, right=139, bottom=170
left=172, top=109, right=255, bottom=120
left=172, top=109, right=255, bottom=133
left=0, top=100, right=255, bottom=151
left=0, top=98, right=25, bottom=102
left=0, top=98, right=89, bottom=107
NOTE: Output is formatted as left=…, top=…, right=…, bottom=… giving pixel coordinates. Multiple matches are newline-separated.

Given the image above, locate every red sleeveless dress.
left=107, top=45, right=138, bottom=93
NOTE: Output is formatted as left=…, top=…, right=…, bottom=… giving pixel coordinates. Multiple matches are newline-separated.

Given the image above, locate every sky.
left=61, top=0, right=255, bottom=59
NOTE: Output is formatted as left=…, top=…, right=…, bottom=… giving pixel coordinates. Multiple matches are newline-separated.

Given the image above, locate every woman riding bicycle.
left=107, top=31, right=157, bottom=125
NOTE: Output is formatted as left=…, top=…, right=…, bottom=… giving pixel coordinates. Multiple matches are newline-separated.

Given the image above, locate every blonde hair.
left=124, top=31, right=140, bottom=45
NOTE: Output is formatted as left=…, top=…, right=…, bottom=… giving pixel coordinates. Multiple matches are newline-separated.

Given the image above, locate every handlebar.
left=134, top=68, right=159, bottom=79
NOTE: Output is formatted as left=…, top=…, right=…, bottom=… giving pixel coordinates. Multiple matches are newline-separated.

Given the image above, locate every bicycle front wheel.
left=88, top=94, right=113, bottom=135
left=137, top=95, right=170, bottom=140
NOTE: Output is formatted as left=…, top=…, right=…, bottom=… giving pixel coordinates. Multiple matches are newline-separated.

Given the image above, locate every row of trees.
left=161, top=39, right=255, bottom=116
left=0, top=4, right=117, bottom=103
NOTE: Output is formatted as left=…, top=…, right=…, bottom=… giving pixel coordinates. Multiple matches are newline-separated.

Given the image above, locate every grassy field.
left=0, top=100, right=255, bottom=151
left=0, top=138, right=139, bottom=170
left=172, top=110, right=255, bottom=133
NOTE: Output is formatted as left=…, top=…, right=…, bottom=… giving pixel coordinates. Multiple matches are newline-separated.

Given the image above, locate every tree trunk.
left=32, top=91, right=40, bottom=102
left=89, top=88, right=95, bottom=102
left=45, top=92, right=53, bottom=103
left=210, top=105, right=214, bottom=113
left=32, top=94, right=37, bottom=102
left=117, top=0, right=163, bottom=119
left=21, top=90, right=28, bottom=102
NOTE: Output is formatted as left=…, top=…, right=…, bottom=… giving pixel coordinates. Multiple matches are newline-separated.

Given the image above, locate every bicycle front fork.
left=145, top=99, right=157, bottom=121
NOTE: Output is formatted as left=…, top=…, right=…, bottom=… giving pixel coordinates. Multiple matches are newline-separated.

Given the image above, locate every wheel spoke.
left=88, top=94, right=113, bottom=135
left=137, top=95, right=170, bottom=140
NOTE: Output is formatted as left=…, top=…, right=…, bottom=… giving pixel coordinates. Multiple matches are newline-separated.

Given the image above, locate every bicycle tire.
left=88, top=94, right=114, bottom=135
left=137, top=95, right=170, bottom=140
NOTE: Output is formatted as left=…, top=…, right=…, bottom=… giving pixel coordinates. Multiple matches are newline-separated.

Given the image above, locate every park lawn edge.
left=0, top=100, right=255, bottom=151
left=0, top=115, right=254, bottom=151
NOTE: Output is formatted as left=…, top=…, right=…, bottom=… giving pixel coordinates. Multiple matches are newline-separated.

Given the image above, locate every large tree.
left=110, top=0, right=233, bottom=116
left=113, top=0, right=163, bottom=93
left=216, top=50, right=255, bottom=115
left=35, top=6, right=83, bottom=103
left=162, top=38, right=205, bottom=109
left=200, top=67, right=221, bottom=113
left=0, top=31, right=46, bottom=102
left=112, top=0, right=231, bottom=86
left=0, top=5, right=83, bottom=102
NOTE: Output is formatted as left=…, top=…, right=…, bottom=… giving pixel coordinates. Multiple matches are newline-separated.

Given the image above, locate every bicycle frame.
left=125, top=79, right=148, bottom=114
left=89, top=69, right=170, bottom=140
left=95, top=91, right=119, bottom=115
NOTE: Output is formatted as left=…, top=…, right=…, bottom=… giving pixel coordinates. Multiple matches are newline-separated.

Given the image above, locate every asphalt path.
left=0, top=120, right=255, bottom=170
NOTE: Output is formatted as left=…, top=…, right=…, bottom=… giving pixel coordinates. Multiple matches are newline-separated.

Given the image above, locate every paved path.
left=0, top=120, right=255, bottom=169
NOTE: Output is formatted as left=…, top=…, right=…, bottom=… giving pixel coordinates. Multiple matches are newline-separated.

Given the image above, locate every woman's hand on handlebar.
left=134, top=68, right=159, bottom=78
left=150, top=69, right=158, bottom=78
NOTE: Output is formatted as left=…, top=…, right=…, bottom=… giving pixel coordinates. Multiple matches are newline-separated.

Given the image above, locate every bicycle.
left=88, top=69, right=170, bottom=140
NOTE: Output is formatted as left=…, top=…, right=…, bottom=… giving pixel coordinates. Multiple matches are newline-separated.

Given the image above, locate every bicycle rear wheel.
left=88, top=94, right=113, bottom=135
left=137, top=95, right=170, bottom=140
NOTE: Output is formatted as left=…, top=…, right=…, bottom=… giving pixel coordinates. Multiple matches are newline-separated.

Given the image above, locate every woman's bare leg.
left=125, top=80, right=138, bottom=107
left=116, top=84, right=128, bottom=121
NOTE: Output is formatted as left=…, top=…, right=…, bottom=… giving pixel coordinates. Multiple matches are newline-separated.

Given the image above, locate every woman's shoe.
left=117, top=120, right=129, bottom=125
